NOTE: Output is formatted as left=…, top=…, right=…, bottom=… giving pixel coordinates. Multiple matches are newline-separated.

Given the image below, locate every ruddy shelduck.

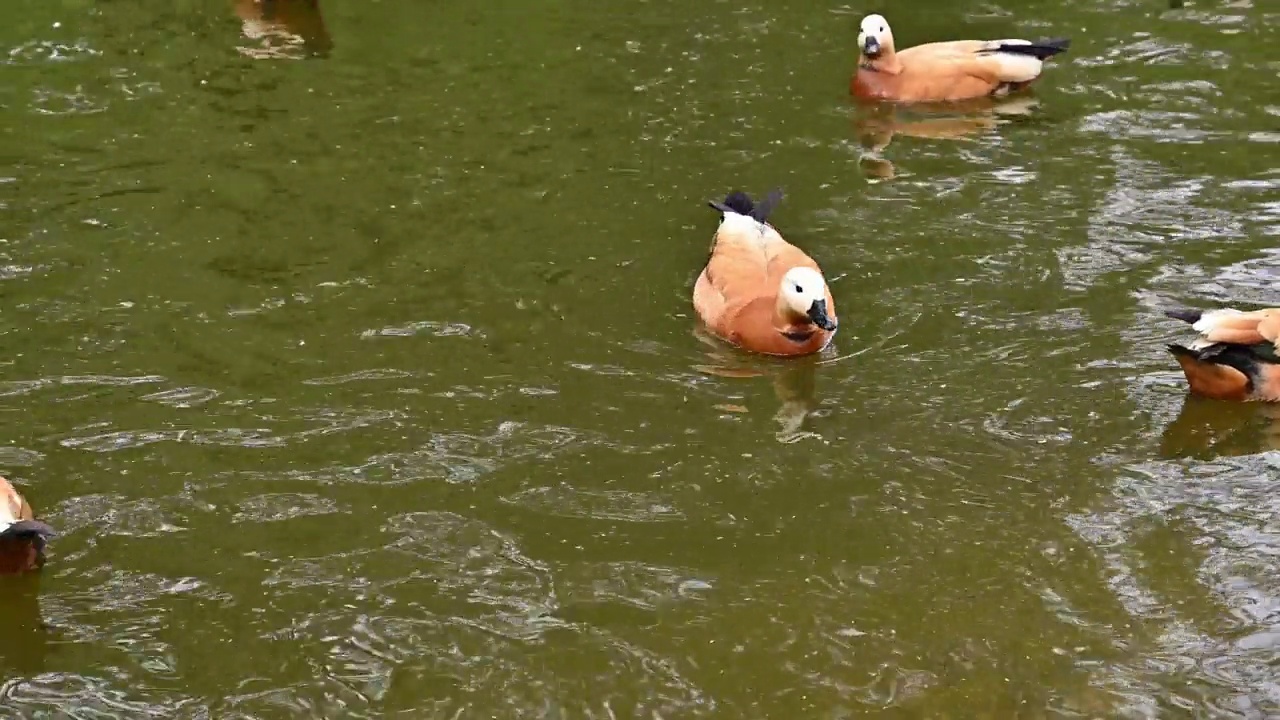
left=693, top=189, right=837, bottom=357
left=0, top=476, right=55, bottom=574
left=851, top=14, right=1070, bottom=104
left=1166, top=307, right=1280, bottom=402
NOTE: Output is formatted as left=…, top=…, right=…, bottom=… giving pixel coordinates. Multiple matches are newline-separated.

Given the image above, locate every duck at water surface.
left=1166, top=306, right=1280, bottom=402
left=850, top=14, right=1070, bottom=104
left=693, top=190, right=837, bottom=357
left=232, top=0, right=332, bottom=59
left=0, top=476, right=55, bottom=574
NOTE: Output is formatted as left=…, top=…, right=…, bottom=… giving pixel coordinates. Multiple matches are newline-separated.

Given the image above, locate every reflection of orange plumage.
left=0, top=475, right=55, bottom=575
left=851, top=14, right=1069, bottom=104
left=0, top=570, right=53, bottom=676
left=692, top=332, right=823, bottom=442
left=232, top=0, right=332, bottom=59
left=855, top=96, right=1037, bottom=180
left=1160, top=396, right=1280, bottom=458
left=1166, top=307, right=1280, bottom=402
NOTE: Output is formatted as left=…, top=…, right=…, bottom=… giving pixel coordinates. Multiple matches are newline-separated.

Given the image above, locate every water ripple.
left=502, top=485, right=686, bottom=523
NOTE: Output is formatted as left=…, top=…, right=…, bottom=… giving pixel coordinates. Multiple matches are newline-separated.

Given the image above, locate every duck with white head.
left=693, top=189, right=838, bottom=357
left=851, top=13, right=1070, bottom=103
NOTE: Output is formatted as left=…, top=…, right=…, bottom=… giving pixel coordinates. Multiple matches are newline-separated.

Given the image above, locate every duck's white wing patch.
left=987, top=52, right=1043, bottom=83
left=718, top=212, right=765, bottom=237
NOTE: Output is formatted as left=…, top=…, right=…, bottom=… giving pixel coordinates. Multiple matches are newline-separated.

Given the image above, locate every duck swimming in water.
left=693, top=189, right=838, bottom=357
left=0, top=475, right=55, bottom=575
left=1166, top=306, right=1280, bottom=402
left=851, top=13, right=1070, bottom=104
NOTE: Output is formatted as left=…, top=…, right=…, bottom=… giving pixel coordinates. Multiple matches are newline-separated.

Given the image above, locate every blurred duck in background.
left=232, top=0, right=332, bottom=59
left=851, top=13, right=1069, bottom=104
left=1166, top=306, right=1280, bottom=402
left=0, top=475, right=55, bottom=575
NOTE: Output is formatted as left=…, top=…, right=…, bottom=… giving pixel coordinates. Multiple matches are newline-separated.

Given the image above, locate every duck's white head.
left=779, top=266, right=836, bottom=331
left=857, top=14, right=894, bottom=58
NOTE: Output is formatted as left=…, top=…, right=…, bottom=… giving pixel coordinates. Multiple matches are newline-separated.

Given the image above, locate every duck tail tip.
left=708, top=190, right=755, bottom=215
left=1165, top=307, right=1203, bottom=325
left=0, top=520, right=56, bottom=540
left=995, top=38, right=1070, bottom=59
left=707, top=188, right=784, bottom=224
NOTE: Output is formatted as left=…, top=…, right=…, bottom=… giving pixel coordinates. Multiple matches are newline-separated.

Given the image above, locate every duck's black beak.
left=862, top=36, right=881, bottom=57
left=807, top=299, right=837, bottom=331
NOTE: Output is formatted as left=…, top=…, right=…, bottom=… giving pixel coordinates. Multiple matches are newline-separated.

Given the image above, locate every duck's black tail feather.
left=987, top=38, right=1070, bottom=59
left=1165, top=308, right=1204, bottom=325
left=0, top=520, right=56, bottom=541
left=706, top=188, right=784, bottom=223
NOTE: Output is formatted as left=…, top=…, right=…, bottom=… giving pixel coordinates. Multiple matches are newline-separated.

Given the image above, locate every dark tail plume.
left=987, top=38, right=1070, bottom=59
left=1165, top=308, right=1203, bottom=325
left=706, top=188, right=785, bottom=223
left=0, top=520, right=56, bottom=541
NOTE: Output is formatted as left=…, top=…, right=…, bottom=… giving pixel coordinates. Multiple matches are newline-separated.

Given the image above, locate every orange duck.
left=693, top=190, right=838, bottom=357
left=0, top=476, right=55, bottom=574
left=1166, top=306, right=1280, bottom=402
left=851, top=14, right=1070, bottom=104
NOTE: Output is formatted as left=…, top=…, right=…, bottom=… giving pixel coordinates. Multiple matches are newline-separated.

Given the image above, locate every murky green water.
left=2, top=0, right=1278, bottom=716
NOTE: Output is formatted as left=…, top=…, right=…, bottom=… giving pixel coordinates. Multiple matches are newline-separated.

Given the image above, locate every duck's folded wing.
left=900, top=40, right=990, bottom=59
left=704, top=238, right=770, bottom=313
left=763, top=241, right=823, bottom=282
left=1193, top=308, right=1279, bottom=347
left=1257, top=311, right=1280, bottom=352
left=906, top=39, right=1050, bottom=84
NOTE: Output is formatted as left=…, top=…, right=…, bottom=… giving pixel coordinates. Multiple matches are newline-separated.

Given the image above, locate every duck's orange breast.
left=851, top=68, right=895, bottom=101
left=717, top=297, right=836, bottom=358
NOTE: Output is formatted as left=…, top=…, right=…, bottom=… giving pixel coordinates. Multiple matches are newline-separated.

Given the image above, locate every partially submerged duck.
left=0, top=475, right=55, bottom=574
left=1166, top=306, right=1280, bottom=402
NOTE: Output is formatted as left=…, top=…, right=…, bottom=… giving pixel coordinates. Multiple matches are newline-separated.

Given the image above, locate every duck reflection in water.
left=1159, top=396, right=1280, bottom=459
left=693, top=326, right=826, bottom=444
left=232, top=0, right=332, bottom=59
left=0, top=572, right=55, bottom=676
left=0, top=475, right=56, bottom=675
left=854, top=95, right=1039, bottom=180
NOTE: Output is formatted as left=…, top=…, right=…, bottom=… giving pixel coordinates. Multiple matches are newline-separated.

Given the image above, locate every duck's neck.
left=773, top=301, right=814, bottom=336
left=860, top=52, right=902, bottom=75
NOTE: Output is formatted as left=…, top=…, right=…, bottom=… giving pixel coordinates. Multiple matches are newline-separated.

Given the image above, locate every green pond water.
left=2, top=0, right=1279, bottom=717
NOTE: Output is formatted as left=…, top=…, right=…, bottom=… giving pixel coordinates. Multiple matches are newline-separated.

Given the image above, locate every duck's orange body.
left=0, top=476, right=55, bottom=575
left=851, top=14, right=1069, bottom=104
left=1166, top=307, right=1280, bottom=402
left=694, top=190, right=837, bottom=357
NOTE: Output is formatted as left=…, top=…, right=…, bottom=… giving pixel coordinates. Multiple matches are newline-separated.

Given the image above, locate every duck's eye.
left=794, top=284, right=803, bottom=293
left=879, top=26, right=885, bottom=32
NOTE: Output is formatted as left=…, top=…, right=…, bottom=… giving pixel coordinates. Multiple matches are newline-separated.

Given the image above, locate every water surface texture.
left=3, top=0, right=1279, bottom=717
